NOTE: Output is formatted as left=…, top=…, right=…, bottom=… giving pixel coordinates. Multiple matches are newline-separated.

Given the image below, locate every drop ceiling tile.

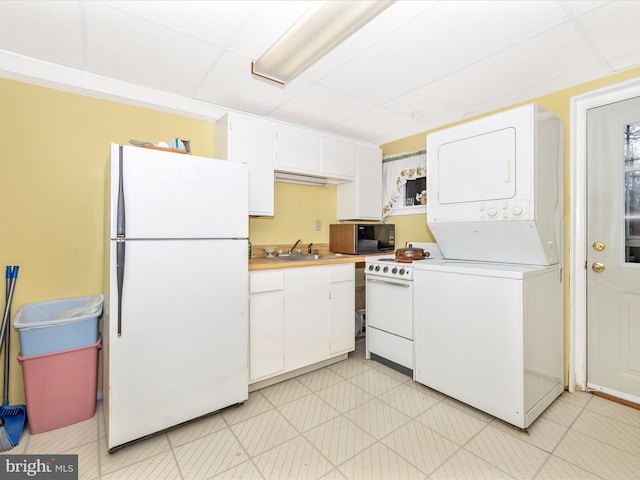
left=474, top=63, right=610, bottom=116
left=562, top=0, right=610, bottom=16
left=300, top=1, right=437, bottom=82
left=609, top=50, right=640, bottom=72
left=386, top=22, right=604, bottom=125
left=269, top=84, right=373, bottom=132
left=320, top=0, right=569, bottom=105
left=0, top=0, right=84, bottom=68
left=193, top=50, right=311, bottom=116
left=101, top=0, right=254, bottom=47
left=228, top=1, right=321, bottom=58
left=578, top=1, right=640, bottom=65
left=329, top=106, right=430, bottom=145
left=85, top=2, right=221, bottom=96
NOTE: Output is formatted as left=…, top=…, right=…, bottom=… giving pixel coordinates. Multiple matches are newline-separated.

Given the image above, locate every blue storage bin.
left=14, top=295, right=103, bottom=356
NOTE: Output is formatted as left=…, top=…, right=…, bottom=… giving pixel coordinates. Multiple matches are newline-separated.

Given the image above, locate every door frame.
left=570, top=76, right=640, bottom=396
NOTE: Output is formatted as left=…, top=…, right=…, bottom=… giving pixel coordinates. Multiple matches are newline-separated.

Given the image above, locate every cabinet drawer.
left=329, top=265, right=354, bottom=283
left=250, top=270, right=285, bottom=293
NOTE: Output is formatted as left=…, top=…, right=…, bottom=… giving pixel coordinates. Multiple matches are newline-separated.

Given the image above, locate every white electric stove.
left=364, top=242, right=442, bottom=375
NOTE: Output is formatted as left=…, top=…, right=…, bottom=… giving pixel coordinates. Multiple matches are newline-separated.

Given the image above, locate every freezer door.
left=104, top=238, right=248, bottom=450
left=108, top=144, right=248, bottom=239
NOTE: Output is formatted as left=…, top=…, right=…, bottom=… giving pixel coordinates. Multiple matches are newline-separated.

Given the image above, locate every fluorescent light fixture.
left=252, top=0, right=394, bottom=85
left=274, top=172, right=328, bottom=188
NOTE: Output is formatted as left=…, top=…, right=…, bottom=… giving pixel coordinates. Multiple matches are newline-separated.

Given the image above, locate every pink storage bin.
left=18, top=335, right=101, bottom=434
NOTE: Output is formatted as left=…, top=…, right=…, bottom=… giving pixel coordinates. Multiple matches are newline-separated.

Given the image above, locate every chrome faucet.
left=288, top=239, right=303, bottom=255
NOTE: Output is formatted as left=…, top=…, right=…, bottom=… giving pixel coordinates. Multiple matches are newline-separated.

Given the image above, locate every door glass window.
left=624, top=122, right=640, bottom=263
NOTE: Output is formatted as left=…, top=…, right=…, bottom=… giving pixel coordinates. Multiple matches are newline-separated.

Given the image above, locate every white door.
left=284, top=267, right=328, bottom=371
left=109, top=144, right=248, bottom=239
left=587, top=96, right=640, bottom=402
left=105, top=238, right=248, bottom=450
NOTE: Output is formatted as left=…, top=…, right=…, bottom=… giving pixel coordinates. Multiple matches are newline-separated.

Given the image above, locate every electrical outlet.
left=315, top=219, right=321, bottom=231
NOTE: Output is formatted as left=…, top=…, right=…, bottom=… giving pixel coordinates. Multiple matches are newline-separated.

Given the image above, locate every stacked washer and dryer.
left=414, top=103, right=564, bottom=429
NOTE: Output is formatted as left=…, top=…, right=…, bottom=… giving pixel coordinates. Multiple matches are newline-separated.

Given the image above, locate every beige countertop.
left=249, top=243, right=389, bottom=270
left=249, top=253, right=371, bottom=270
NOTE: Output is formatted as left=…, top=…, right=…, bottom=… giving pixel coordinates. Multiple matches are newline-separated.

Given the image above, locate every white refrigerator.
left=103, top=144, right=249, bottom=452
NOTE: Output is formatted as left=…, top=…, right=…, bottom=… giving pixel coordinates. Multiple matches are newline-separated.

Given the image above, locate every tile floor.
left=7, top=338, right=640, bottom=479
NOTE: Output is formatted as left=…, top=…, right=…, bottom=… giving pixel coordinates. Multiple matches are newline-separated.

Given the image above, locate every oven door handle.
left=366, top=278, right=411, bottom=288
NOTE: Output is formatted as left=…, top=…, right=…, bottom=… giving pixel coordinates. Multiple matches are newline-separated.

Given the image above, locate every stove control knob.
left=383, top=266, right=389, bottom=273
left=375, top=265, right=380, bottom=272
left=368, top=264, right=374, bottom=271
left=399, top=268, right=405, bottom=275
left=392, top=267, right=398, bottom=274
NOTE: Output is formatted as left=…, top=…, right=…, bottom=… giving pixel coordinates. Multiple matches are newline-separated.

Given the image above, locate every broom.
left=0, top=266, right=25, bottom=450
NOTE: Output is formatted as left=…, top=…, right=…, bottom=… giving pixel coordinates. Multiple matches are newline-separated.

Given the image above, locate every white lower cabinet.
left=328, top=265, right=356, bottom=355
left=249, top=264, right=355, bottom=384
left=248, top=270, right=285, bottom=382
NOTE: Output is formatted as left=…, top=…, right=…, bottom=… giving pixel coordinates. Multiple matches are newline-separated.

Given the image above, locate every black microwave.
left=329, top=223, right=395, bottom=254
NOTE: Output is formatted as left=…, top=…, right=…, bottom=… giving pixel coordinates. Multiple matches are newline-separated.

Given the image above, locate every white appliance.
left=365, top=242, right=442, bottom=374
left=414, top=261, right=563, bottom=429
left=426, top=103, right=563, bottom=266
left=103, top=144, right=249, bottom=452
left=414, top=104, right=564, bottom=429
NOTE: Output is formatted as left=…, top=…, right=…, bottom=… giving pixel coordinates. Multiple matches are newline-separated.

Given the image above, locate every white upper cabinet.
left=337, top=145, right=382, bottom=220
left=216, top=111, right=379, bottom=219
left=274, top=125, right=321, bottom=175
left=215, top=113, right=275, bottom=216
left=320, top=136, right=357, bottom=180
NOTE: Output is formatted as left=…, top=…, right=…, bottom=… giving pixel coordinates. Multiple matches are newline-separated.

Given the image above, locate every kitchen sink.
left=267, top=254, right=342, bottom=262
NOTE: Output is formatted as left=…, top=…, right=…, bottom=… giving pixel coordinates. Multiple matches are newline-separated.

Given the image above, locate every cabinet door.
left=321, top=136, right=356, bottom=180
left=216, top=113, right=275, bottom=216
left=328, top=265, right=355, bottom=355
left=284, top=267, right=328, bottom=371
left=329, top=280, right=355, bottom=355
left=275, top=125, right=321, bottom=174
left=249, top=270, right=285, bottom=382
left=249, top=291, right=285, bottom=381
left=337, top=145, right=382, bottom=220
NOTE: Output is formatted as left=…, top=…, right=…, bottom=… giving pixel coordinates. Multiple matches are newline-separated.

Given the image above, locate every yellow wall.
left=0, top=77, right=215, bottom=403
left=381, top=65, right=640, bottom=385
left=249, top=182, right=337, bottom=246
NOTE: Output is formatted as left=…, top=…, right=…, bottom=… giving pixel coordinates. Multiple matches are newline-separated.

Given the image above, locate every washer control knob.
left=512, top=206, right=523, bottom=216
left=487, top=207, right=498, bottom=217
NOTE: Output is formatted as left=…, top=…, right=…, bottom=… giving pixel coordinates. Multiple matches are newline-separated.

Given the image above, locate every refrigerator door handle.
left=116, top=145, right=126, bottom=336
left=116, top=239, right=125, bottom=336
left=117, top=145, right=126, bottom=237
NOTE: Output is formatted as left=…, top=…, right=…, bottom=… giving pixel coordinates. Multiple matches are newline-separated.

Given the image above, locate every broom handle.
left=3, top=267, right=10, bottom=403
left=0, top=268, right=17, bottom=404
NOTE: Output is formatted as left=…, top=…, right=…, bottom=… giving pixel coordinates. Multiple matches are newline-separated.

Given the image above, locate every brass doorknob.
left=592, top=262, right=605, bottom=273
left=592, top=241, right=606, bottom=252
